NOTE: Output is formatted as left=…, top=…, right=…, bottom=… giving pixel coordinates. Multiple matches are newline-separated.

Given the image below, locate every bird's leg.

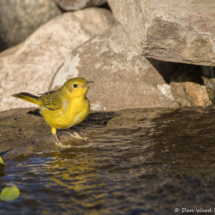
left=52, top=127, right=72, bottom=148
left=68, top=128, right=89, bottom=140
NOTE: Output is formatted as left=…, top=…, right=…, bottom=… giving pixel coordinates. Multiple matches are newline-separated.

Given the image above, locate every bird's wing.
left=40, top=91, right=63, bottom=111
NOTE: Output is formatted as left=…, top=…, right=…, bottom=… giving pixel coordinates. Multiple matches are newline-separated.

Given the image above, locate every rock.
left=201, top=66, right=215, bottom=103
left=108, top=0, right=215, bottom=66
left=0, top=107, right=122, bottom=159
left=50, top=22, right=179, bottom=111
left=0, top=0, right=62, bottom=52
left=0, top=8, right=115, bottom=111
left=0, top=108, right=55, bottom=159
left=0, top=108, right=113, bottom=159
left=51, top=0, right=107, bottom=11
left=0, top=106, right=177, bottom=159
left=1, top=105, right=214, bottom=160
left=170, top=65, right=212, bottom=107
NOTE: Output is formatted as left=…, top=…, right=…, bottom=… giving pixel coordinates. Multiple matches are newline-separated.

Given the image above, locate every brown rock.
left=51, top=0, right=107, bottom=11
left=0, top=8, right=115, bottom=111
left=170, top=65, right=212, bottom=107
left=0, top=0, right=62, bottom=52
left=108, top=0, right=215, bottom=66
left=50, top=23, right=179, bottom=111
left=201, top=66, right=215, bottom=103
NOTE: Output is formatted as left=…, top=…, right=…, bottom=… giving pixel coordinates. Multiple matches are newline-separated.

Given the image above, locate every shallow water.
left=0, top=107, right=215, bottom=215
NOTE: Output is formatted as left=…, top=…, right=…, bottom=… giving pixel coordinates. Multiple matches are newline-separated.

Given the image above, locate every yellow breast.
left=40, top=97, right=90, bottom=129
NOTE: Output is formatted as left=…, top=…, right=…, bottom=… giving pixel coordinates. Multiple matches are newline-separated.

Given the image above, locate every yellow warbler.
left=12, top=77, right=94, bottom=148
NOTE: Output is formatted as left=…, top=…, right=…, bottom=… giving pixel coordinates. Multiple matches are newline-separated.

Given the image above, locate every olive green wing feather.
left=40, top=91, right=63, bottom=111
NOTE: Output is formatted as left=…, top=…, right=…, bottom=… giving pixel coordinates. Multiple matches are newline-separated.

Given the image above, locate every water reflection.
left=46, top=151, right=104, bottom=207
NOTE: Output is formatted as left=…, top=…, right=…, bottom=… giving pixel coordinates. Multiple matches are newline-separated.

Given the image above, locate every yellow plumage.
left=12, top=77, right=94, bottom=148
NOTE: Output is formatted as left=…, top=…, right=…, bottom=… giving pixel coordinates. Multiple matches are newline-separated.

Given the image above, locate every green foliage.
left=0, top=186, right=20, bottom=201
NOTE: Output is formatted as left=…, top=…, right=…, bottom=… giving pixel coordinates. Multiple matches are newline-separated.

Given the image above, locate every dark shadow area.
left=146, top=57, right=183, bottom=84
left=147, top=57, right=205, bottom=86
left=0, top=38, right=9, bottom=53
left=27, top=109, right=42, bottom=117
left=171, top=64, right=204, bottom=84
left=58, top=2, right=111, bottom=13
left=72, top=111, right=118, bottom=131
left=98, top=2, right=111, bottom=11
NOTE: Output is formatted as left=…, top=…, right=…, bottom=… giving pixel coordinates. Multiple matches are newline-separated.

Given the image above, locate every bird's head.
left=61, top=77, right=94, bottom=99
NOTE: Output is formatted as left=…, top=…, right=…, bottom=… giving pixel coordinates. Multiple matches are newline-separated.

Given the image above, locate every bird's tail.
left=12, top=92, right=42, bottom=106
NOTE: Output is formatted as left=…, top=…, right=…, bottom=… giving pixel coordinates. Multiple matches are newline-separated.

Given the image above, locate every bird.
left=12, top=77, right=94, bottom=148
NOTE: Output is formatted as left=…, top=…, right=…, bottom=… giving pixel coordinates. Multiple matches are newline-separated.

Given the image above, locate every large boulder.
left=0, top=8, right=115, bottom=111
left=108, top=0, right=215, bottom=66
left=51, top=0, right=107, bottom=11
left=0, top=0, right=62, bottom=52
left=50, top=23, right=179, bottom=111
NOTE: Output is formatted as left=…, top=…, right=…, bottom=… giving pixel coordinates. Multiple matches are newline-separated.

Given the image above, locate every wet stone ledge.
left=0, top=106, right=215, bottom=160
left=0, top=108, right=116, bottom=159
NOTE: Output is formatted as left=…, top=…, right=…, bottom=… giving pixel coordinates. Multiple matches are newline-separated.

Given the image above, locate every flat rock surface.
left=108, top=0, right=215, bottom=66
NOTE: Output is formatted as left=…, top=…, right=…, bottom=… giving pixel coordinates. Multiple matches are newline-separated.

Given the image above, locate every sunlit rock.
left=0, top=8, right=114, bottom=111
left=108, top=0, right=215, bottom=66
left=50, top=23, right=179, bottom=111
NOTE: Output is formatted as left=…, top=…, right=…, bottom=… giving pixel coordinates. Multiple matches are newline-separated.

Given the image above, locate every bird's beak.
left=82, top=81, right=94, bottom=88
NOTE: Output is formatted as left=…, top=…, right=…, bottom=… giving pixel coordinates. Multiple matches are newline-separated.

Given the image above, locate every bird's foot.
left=53, top=129, right=73, bottom=148
left=68, top=129, right=88, bottom=141
left=55, top=141, right=72, bottom=148
left=81, top=136, right=89, bottom=141
left=69, top=133, right=89, bottom=140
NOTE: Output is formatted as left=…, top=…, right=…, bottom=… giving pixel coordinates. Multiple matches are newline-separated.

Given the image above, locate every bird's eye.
left=73, top=84, right=78, bottom=88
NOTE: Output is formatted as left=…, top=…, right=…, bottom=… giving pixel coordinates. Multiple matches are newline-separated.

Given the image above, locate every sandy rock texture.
left=51, top=0, right=107, bottom=10
left=108, top=0, right=215, bottom=66
left=0, top=8, right=115, bottom=112
left=170, top=65, right=212, bottom=107
left=0, top=0, right=61, bottom=52
left=50, top=23, right=180, bottom=111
